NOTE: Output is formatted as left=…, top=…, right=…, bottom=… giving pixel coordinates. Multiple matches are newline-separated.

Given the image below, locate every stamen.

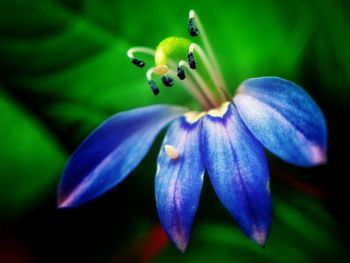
left=148, top=80, right=159, bottom=95
left=127, top=47, right=156, bottom=68
left=179, top=60, right=219, bottom=107
left=188, top=17, right=199, bottom=37
left=128, top=11, right=231, bottom=109
left=167, top=68, right=211, bottom=110
left=161, top=75, right=174, bottom=87
left=188, top=52, right=196, bottom=69
left=189, top=43, right=227, bottom=101
left=177, top=65, right=186, bottom=80
left=131, top=58, right=145, bottom=68
left=147, top=67, right=160, bottom=95
left=188, top=10, right=230, bottom=97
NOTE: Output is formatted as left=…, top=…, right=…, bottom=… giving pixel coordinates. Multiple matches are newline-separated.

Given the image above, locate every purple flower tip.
left=251, top=227, right=268, bottom=246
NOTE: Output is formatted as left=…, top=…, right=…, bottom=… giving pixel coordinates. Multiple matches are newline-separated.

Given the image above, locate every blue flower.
left=57, top=10, right=327, bottom=252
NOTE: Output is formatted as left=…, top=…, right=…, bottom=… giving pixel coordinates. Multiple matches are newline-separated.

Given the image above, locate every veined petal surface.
left=155, top=115, right=204, bottom=252
left=202, top=103, right=271, bottom=245
left=234, top=77, right=327, bottom=166
left=58, top=105, right=186, bottom=207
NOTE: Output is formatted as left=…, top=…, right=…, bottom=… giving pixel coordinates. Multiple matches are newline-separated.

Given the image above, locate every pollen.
left=154, top=65, right=169, bottom=76
left=164, top=144, right=180, bottom=160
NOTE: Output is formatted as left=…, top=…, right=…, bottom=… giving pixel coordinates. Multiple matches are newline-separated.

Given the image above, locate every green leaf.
left=311, top=0, right=350, bottom=103
left=0, top=0, right=189, bottom=116
left=0, top=88, right=66, bottom=218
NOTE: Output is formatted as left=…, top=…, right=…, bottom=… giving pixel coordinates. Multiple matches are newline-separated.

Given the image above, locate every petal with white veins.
left=155, top=113, right=204, bottom=252
left=202, top=102, right=271, bottom=246
left=234, top=77, right=327, bottom=167
left=58, top=105, right=186, bottom=207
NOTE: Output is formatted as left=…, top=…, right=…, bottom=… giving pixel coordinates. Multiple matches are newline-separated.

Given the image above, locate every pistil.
left=127, top=10, right=231, bottom=111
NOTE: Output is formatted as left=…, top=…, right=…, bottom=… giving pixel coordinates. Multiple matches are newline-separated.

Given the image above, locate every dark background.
left=0, top=0, right=349, bottom=262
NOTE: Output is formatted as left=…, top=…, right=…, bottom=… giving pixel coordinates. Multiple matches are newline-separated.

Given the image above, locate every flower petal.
left=155, top=115, right=204, bottom=252
left=58, top=105, right=186, bottom=208
left=202, top=103, right=271, bottom=246
left=234, top=77, right=327, bottom=167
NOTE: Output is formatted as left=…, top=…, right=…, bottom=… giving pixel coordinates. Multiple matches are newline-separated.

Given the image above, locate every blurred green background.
left=0, top=0, right=349, bottom=262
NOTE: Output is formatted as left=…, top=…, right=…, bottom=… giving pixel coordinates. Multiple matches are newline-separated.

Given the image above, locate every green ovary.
left=155, top=37, right=192, bottom=67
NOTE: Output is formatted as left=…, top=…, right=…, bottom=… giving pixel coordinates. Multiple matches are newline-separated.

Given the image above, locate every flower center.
left=127, top=10, right=230, bottom=111
left=184, top=101, right=231, bottom=124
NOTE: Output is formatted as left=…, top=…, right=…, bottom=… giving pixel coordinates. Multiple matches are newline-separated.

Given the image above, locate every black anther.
left=148, top=80, right=159, bottom=95
left=177, top=66, right=185, bottom=80
left=188, top=52, right=196, bottom=69
left=188, top=17, right=199, bottom=37
left=161, top=76, right=174, bottom=87
left=131, top=58, right=145, bottom=68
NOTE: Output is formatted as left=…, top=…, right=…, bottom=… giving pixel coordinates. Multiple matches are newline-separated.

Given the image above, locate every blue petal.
left=202, top=103, right=271, bottom=245
left=234, top=77, right=327, bottom=167
left=58, top=105, right=186, bottom=207
left=155, top=115, right=204, bottom=252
